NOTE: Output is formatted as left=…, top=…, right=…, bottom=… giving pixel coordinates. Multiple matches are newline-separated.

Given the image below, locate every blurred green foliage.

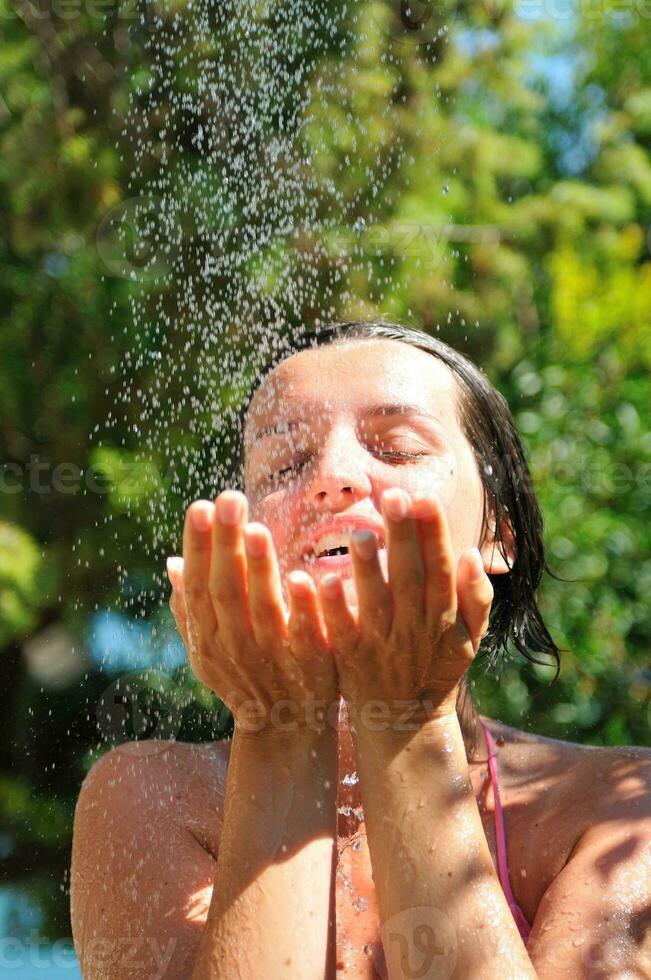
left=0, top=0, right=649, bottom=942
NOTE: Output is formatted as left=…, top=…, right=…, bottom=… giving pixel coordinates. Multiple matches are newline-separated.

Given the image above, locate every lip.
left=302, top=544, right=388, bottom=581
left=305, top=552, right=357, bottom=574
left=298, top=516, right=386, bottom=567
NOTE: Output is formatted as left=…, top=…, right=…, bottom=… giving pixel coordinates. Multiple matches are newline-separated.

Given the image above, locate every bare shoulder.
left=482, top=718, right=651, bottom=910
left=575, top=739, right=651, bottom=819
left=487, top=723, right=651, bottom=974
left=81, top=735, right=232, bottom=786
left=71, top=739, right=232, bottom=979
left=77, top=740, right=230, bottom=853
left=494, top=718, right=649, bottom=821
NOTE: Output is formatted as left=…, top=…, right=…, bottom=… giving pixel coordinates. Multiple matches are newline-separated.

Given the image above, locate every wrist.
left=232, top=724, right=338, bottom=816
left=346, top=695, right=458, bottom=742
left=234, top=719, right=338, bottom=754
left=231, top=692, right=340, bottom=737
left=352, top=706, right=466, bottom=775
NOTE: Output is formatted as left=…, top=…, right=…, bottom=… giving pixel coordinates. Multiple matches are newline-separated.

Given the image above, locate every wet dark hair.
left=234, top=320, right=565, bottom=710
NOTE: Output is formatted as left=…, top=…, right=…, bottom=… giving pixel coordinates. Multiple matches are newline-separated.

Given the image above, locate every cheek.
left=381, top=448, right=459, bottom=509
left=441, top=450, right=485, bottom=550
left=373, top=453, right=479, bottom=567
left=252, top=488, right=304, bottom=553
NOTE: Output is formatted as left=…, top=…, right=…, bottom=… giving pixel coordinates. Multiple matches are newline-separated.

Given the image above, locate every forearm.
left=354, top=711, right=537, bottom=980
left=192, top=726, right=337, bottom=980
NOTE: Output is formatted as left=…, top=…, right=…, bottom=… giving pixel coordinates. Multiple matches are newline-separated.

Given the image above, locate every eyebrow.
left=249, top=403, right=443, bottom=443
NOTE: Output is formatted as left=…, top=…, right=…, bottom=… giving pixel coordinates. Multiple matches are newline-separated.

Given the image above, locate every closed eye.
left=373, top=450, right=429, bottom=461
left=267, top=450, right=429, bottom=483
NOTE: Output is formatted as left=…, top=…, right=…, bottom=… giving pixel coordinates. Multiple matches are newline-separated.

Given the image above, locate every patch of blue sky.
left=513, top=0, right=578, bottom=26
left=0, top=886, right=81, bottom=978
left=87, top=609, right=186, bottom=674
left=528, top=51, right=578, bottom=107
left=453, top=16, right=605, bottom=177
left=454, top=27, right=501, bottom=57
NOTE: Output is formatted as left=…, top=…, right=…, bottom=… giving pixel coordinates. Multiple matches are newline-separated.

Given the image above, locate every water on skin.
left=78, top=2, right=457, bottom=974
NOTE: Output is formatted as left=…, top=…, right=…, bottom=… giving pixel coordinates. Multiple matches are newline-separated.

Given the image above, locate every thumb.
left=456, top=548, right=494, bottom=655
left=167, top=557, right=190, bottom=651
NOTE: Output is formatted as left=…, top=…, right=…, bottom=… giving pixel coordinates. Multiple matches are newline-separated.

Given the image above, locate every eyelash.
left=265, top=450, right=428, bottom=485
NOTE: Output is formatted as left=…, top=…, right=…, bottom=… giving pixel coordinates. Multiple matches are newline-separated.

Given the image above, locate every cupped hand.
left=316, top=488, right=494, bottom=731
left=166, top=491, right=338, bottom=736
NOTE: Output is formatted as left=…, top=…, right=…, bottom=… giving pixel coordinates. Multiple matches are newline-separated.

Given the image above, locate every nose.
left=307, top=426, right=372, bottom=508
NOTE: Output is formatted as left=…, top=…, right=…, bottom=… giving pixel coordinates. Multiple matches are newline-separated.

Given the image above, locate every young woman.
left=71, top=321, right=650, bottom=979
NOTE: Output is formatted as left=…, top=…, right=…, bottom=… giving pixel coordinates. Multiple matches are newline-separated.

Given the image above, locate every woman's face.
left=243, top=339, right=509, bottom=604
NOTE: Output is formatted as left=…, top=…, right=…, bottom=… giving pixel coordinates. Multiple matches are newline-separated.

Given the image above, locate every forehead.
left=244, top=339, right=459, bottom=434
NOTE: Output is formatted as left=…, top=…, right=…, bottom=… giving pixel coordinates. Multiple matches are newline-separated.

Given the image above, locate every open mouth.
left=298, top=532, right=389, bottom=585
left=302, top=546, right=352, bottom=564
left=316, top=545, right=350, bottom=558
left=303, top=541, right=384, bottom=568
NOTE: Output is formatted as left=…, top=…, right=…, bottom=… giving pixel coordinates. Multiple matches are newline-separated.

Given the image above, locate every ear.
left=479, top=508, right=516, bottom=575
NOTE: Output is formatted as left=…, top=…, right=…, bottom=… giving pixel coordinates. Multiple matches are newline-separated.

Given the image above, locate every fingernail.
left=352, top=530, right=377, bottom=561
left=191, top=505, right=212, bottom=532
left=244, top=525, right=267, bottom=558
left=469, top=547, right=484, bottom=581
left=218, top=494, right=244, bottom=526
left=411, top=496, right=439, bottom=521
left=320, top=573, right=341, bottom=599
left=288, top=570, right=311, bottom=598
left=166, top=556, right=183, bottom=582
left=383, top=488, right=409, bottom=521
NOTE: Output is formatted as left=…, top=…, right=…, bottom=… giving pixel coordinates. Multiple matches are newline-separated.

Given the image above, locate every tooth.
left=307, top=529, right=386, bottom=560
left=318, top=546, right=348, bottom=558
left=314, top=532, right=352, bottom=553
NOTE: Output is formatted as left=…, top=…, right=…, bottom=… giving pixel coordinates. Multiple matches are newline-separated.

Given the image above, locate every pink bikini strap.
left=479, top=719, right=531, bottom=942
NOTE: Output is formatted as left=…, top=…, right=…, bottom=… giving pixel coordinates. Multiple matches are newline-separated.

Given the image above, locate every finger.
left=209, top=491, right=250, bottom=644
left=287, top=570, right=328, bottom=660
left=166, top=554, right=184, bottom=592
left=167, top=557, right=190, bottom=649
left=411, top=495, right=458, bottom=633
left=455, top=548, right=494, bottom=654
left=243, top=522, right=288, bottom=648
left=349, top=530, right=391, bottom=637
left=381, top=488, right=425, bottom=622
left=182, top=500, right=218, bottom=649
left=318, top=573, right=357, bottom=655
left=170, top=590, right=190, bottom=651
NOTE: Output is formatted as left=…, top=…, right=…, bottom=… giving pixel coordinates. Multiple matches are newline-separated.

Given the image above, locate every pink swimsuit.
left=479, top=719, right=532, bottom=943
